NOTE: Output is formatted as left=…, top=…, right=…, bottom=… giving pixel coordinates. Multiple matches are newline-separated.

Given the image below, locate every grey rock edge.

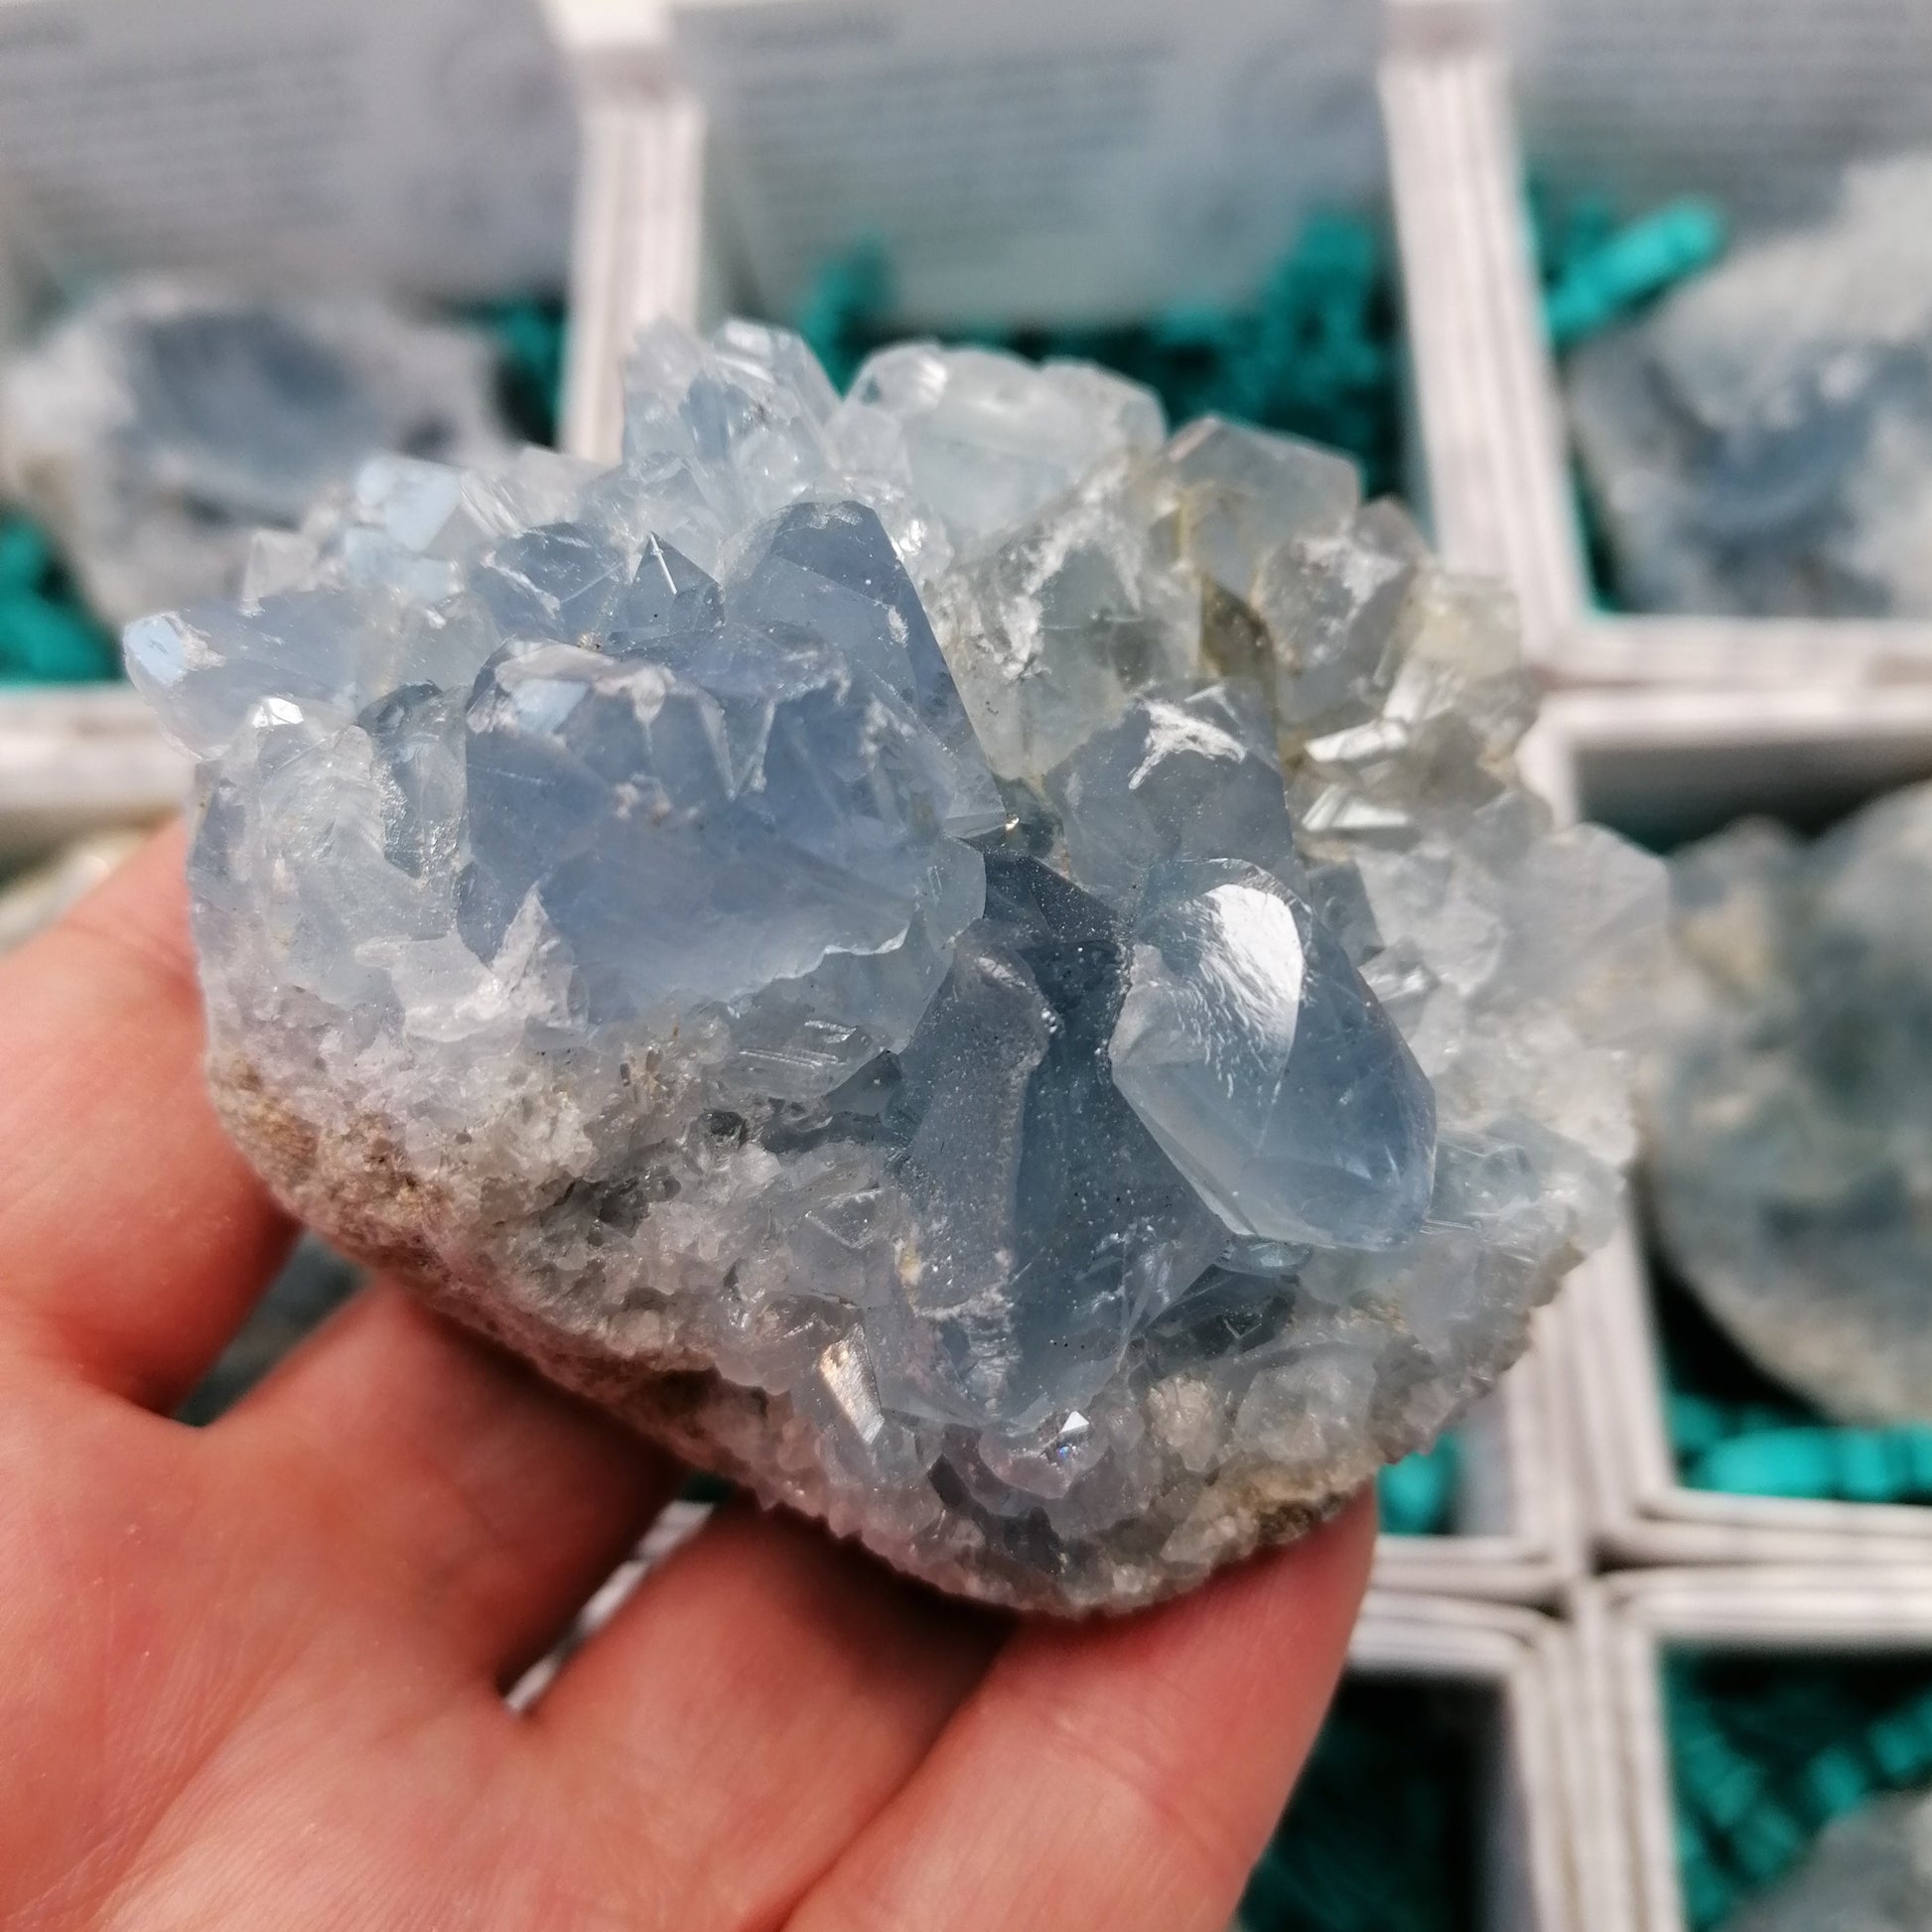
left=129, top=319, right=1666, bottom=1613
left=1651, top=784, right=1932, bottom=1425
left=1, top=276, right=511, bottom=626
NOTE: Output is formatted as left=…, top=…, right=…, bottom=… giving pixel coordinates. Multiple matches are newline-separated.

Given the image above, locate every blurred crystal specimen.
left=133, top=318, right=1662, bottom=1611
left=1568, top=152, right=1932, bottom=617
left=1651, top=783, right=1932, bottom=1423
left=0, top=829, right=143, bottom=953
left=1726, top=1790, right=1932, bottom=1932
left=1, top=278, right=511, bottom=627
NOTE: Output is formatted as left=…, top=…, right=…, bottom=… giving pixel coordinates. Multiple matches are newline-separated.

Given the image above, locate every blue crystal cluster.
left=130, top=319, right=1659, bottom=1610
left=1567, top=153, right=1932, bottom=618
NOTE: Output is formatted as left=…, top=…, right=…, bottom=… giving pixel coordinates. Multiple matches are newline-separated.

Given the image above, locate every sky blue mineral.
left=727, top=499, right=1004, bottom=836
left=459, top=514, right=986, bottom=1051
left=121, top=316, right=1655, bottom=1613
left=1045, top=682, right=1306, bottom=908
left=1110, top=860, right=1437, bottom=1250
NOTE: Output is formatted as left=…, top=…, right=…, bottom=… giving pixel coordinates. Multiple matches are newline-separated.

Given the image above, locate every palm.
left=0, top=827, right=1371, bottom=1931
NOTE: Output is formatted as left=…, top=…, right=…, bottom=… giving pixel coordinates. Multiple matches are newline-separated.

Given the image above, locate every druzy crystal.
left=131, top=319, right=1660, bottom=1611
left=2, top=278, right=511, bottom=627
left=1568, top=152, right=1932, bottom=618
left=1651, top=784, right=1932, bottom=1424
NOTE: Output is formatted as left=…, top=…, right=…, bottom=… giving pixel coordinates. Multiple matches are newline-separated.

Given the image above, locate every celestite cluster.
left=130, top=319, right=1661, bottom=1611
left=1569, top=152, right=1932, bottom=619
left=1652, top=784, right=1932, bottom=1425
left=2, top=278, right=510, bottom=627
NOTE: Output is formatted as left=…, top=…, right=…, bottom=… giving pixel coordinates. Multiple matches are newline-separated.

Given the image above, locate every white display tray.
left=1525, top=685, right=1932, bottom=1566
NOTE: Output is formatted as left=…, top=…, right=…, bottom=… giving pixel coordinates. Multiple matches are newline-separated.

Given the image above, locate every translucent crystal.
left=835, top=342, right=1165, bottom=551
left=1, top=278, right=511, bottom=625
left=138, top=315, right=1658, bottom=1612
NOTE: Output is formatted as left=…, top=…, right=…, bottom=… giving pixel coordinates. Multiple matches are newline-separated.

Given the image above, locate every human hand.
left=0, top=824, right=1373, bottom=1931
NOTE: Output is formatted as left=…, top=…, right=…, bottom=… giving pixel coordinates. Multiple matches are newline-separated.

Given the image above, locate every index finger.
left=0, top=822, right=295, bottom=1408
left=785, top=1493, right=1377, bottom=1932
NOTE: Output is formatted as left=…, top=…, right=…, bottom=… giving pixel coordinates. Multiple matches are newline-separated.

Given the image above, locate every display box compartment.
left=1389, top=0, right=1932, bottom=686
left=1263, top=1591, right=1595, bottom=1932
left=1579, top=1565, right=1932, bottom=1932
left=1525, top=684, right=1932, bottom=1566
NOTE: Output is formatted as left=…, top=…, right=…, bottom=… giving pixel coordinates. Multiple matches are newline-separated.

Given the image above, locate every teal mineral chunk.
left=1241, top=1677, right=1480, bottom=1932
left=1377, top=1433, right=1459, bottom=1536
left=1689, top=1426, right=1932, bottom=1503
left=467, top=294, right=568, bottom=447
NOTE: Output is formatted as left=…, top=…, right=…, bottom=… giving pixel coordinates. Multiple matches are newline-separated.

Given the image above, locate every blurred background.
left=10, top=2, right=1932, bottom=1928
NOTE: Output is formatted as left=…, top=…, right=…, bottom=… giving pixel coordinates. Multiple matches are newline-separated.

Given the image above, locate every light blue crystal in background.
left=137, top=315, right=1662, bottom=1611
left=2, top=279, right=511, bottom=627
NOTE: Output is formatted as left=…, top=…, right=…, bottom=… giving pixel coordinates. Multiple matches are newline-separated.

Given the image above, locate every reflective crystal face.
left=131, top=317, right=1661, bottom=1611
left=1111, top=861, right=1437, bottom=1251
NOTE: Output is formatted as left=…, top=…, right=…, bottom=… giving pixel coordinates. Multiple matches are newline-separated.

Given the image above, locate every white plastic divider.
left=1386, top=0, right=1932, bottom=687
left=1524, top=685, right=1932, bottom=1567
left=1346, top=1592, right=1592, bottom=1932
left=559, top=68, right=709, bottom=463
left=1383, top=0, right=1583, bottom=657
left=1576, top=1565, right=1932, bottom=1932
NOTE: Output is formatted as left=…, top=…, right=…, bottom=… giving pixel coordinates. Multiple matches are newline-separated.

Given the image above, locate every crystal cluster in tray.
left=129, top=319, right=1662, bottom=1611
left=1568, top=152, right=1932, bottom=620
left=1651, top=783, right=1932, bottom=1424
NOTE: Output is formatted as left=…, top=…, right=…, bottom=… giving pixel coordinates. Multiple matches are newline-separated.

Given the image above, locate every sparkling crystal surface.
left=136, top=317, right=1661, bottom=1611
left=1, top=278, right=511, bottom=626
left=1568, top=152, right=1932, bottom=618
left=1650, top=783, right=1932, bottom=1423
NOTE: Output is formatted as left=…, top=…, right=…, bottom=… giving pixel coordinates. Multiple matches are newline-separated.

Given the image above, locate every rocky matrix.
left=129, top=319, right=1662, bottom=1612
left=3, top=278, right=510, bottom=627
left=1652, top=785, right=1932, bottom=1425
left=1568, top=152, right=1932, bottom=619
